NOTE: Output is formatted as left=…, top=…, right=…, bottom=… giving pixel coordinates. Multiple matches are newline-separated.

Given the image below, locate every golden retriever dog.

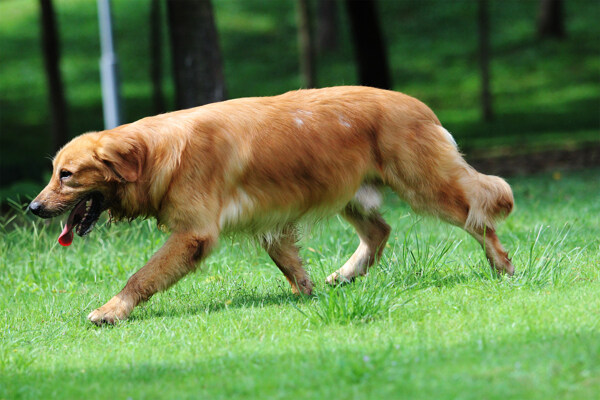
left=29, top=86, right=515, bottom=325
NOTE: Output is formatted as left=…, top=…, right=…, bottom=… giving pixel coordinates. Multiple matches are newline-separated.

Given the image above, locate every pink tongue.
left=58, top=199, right=87, bottom=247
left=58, top=224, right=74, bottom=246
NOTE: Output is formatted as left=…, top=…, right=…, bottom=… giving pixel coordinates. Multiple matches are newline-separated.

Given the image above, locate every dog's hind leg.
left=387, top=179, right=514, bottom=275
left=460, top=173, right=515, bottom=275
left=465, top=225, right=514, bottom=275
left=378, top=122, right=515, bottom=275
left=384, top=162, right=514, bottom=275
left=325, top=205, right=391, bottom=284
left=88, top=230, right=217, bottom=325
left=262, top=228, right=313, bottom=295
left=432, top=174, right=515, bottom=275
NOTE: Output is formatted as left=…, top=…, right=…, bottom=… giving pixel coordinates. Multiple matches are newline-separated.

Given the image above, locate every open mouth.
left=58, top=192, right=105, bottom=246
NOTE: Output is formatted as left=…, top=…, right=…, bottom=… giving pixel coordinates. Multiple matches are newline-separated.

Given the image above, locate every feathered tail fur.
left=463, top=171, right=514, bottom=231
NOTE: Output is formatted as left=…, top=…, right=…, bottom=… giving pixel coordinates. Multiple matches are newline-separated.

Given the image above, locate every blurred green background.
left=0, top=0, right=599, bottom=202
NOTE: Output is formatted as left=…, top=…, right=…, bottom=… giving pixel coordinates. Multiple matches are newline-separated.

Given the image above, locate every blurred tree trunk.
left=537, top=0, right=565, bottom=39
left=167, top=0, right=226, bottom=109
left=297, top=0, right=316, bottom=88
left=149, top=0, right=165, bottom=114
left=344, top=0, right=391, bottom=89
left=39, top=0, right=68, bottom=153
left=317, top=0, right=339, bottom=53
left=478, top=0, right=493, bottom=121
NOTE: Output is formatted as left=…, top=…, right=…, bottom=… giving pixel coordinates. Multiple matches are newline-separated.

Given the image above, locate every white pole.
left=97, top=0, right=122, bottom=129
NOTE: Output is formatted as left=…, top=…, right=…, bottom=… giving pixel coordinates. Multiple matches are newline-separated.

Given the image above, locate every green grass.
left=1, top=0, right=599, bottom=187
left=1, top=169, right=599, bottom=399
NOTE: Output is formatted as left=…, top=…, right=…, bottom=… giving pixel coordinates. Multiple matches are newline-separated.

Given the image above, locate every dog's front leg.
left=88, top=231, right=216, bottom=325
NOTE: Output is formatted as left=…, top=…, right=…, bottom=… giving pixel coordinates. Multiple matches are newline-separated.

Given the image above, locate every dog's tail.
left=463, top=171, right=514, bottom=231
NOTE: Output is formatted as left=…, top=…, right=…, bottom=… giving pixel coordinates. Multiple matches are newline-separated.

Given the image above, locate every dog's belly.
left=218, top=187, right=350, bottom=235
left=218, top=182, right=381, bottom=235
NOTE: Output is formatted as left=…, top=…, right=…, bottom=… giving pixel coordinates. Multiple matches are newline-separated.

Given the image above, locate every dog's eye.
left=59, top=170, right=73, bottom=180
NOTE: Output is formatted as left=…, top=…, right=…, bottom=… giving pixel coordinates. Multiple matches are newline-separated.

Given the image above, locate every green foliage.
left=0, top=169, right=599, bottom=399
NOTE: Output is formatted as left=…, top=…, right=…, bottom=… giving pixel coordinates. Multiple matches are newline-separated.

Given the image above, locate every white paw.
left=325, top=272, right=353, bottom=285
left=87, top=296, right=131, bottom=325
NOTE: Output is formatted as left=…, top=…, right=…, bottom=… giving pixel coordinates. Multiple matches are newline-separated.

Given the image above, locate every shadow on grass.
left=2, top=330, right=597, bottom=399
left=129, top=290, right=307, bottom=322
left=129, top=264, right=501, bottom=324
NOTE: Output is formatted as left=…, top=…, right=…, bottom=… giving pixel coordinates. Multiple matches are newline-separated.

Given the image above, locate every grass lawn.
left=1, top=169, right=599, bottom=399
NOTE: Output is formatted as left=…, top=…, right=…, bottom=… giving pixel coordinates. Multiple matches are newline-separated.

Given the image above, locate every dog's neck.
left=107, top=182, right=155, bottom=221
left=109, top=134, right=188, bottom=222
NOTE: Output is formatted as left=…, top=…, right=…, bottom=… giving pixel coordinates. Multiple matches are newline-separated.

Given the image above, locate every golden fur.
left=31, top=86, right=515, bottom=325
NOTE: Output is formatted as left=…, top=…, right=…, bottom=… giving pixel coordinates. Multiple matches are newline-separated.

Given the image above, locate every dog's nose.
left=29, top=201, right=43, bottom=215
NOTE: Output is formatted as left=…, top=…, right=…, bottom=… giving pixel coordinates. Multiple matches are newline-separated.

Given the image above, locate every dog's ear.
left=95, top=132, right=147, bottom=182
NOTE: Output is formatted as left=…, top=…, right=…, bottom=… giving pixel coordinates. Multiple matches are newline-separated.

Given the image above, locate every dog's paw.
left=325, top=272, right=339, bottom=286
left=325, top=272, right=353, bottom=286
left=296, top=278, right=314, bottom=296
left=87, top=296, right=131, bottom=325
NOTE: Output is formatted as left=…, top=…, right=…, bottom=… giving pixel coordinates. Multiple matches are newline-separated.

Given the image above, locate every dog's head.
left=29, top=130, right=146, bottom=246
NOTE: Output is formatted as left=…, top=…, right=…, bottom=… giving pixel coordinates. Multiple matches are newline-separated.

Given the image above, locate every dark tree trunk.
left=344, top=0, right=391, bottom=89
left=167, top=0, right=226, bottom=109
left=478, top=0, right=493, bottom=122
left=317, top=0, right=339, bottom=53
left=297, top=0, right=317, bottom=88
left=149, top=0, right=165, bottom=114
left=538, top=0, right=566, bottom=39
left=39, top=0, right=68, bottom=153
